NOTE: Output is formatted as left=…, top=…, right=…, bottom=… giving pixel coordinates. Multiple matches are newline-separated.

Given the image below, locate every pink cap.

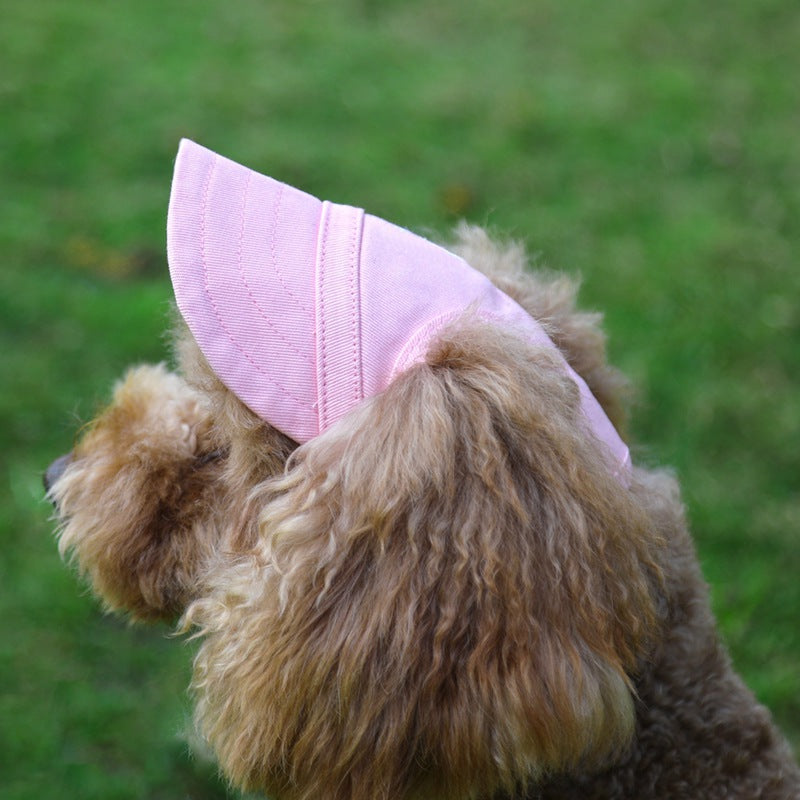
left=167, top=139, right=630, bottom=476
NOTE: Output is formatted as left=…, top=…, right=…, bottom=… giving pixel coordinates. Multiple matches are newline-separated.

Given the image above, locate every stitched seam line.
left=269, top=183, right=313, bottom=316
left=317, top=204, right=331, bottom=431
left=349, top=211, right=363, bottom=402
left=234, top=175, right=314, bottom=365
left=200, top=156, right=313, bottom=411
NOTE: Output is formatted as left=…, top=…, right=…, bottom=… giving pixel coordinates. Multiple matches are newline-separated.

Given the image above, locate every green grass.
left=1, top=0, right=798, bottom=796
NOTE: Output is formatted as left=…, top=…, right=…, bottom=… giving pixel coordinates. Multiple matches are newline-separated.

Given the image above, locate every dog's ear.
left=189, top=320, right=662, bottom=800
left=52, top=364, right=225, bottom=621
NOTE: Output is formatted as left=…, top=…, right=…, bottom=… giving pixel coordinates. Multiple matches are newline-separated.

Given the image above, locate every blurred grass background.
left=1, top=0, right=798, bottom=797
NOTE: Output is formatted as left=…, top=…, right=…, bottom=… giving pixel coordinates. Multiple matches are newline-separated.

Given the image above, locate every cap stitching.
left=317, top=203, right=331, bottom=432
left=200, top=155, right=314, bottom=413
left=235, top=170, right=313, bottom=366
left=348, top=210, right=363, bottom=403
left=269, top=183, right=313, bottom=318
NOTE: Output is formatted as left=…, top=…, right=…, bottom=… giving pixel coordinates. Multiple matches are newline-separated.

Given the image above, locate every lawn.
left=1, top=1, right=798, bottom=797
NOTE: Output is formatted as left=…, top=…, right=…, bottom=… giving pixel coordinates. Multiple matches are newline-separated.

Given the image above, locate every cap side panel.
left=359, top=215, right=510, bottom=398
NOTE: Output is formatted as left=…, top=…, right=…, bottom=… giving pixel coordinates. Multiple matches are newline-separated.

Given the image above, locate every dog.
left=46, top=140, right=800, bottom=799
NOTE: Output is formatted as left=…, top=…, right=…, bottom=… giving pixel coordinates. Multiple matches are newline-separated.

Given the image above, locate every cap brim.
left=168, top=139, right=322, bottom=442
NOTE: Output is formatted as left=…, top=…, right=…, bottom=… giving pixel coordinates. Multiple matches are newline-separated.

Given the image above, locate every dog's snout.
left=44, top=453, right=73, bottom=496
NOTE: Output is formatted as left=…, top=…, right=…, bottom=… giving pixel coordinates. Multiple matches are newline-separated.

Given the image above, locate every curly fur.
left=185, top=321, right=663, bottom=799
left=49, top=226, right=799, bottom=799
left=52, top=364, right=225, bottom=620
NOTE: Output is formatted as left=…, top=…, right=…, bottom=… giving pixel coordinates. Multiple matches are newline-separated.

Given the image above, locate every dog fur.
left=49, top=225, right=800, bottom=799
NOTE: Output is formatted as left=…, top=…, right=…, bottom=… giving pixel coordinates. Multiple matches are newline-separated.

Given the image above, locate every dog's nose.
left=44, top=453, right=73, bottom=496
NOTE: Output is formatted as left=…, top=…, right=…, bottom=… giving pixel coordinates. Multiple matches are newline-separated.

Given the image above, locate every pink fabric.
left=167, top=139, right=630, bottom=477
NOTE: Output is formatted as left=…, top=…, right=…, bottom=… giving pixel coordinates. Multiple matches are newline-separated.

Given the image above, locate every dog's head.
left=49, top=141, right=664, bottom=800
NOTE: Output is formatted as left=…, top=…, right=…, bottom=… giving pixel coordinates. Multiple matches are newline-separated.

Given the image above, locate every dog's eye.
left=195, top=449, right=226, bottom=468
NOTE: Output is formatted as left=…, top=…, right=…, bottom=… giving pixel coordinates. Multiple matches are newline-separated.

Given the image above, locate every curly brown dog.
left=47, top=141, right=799, bottom=799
